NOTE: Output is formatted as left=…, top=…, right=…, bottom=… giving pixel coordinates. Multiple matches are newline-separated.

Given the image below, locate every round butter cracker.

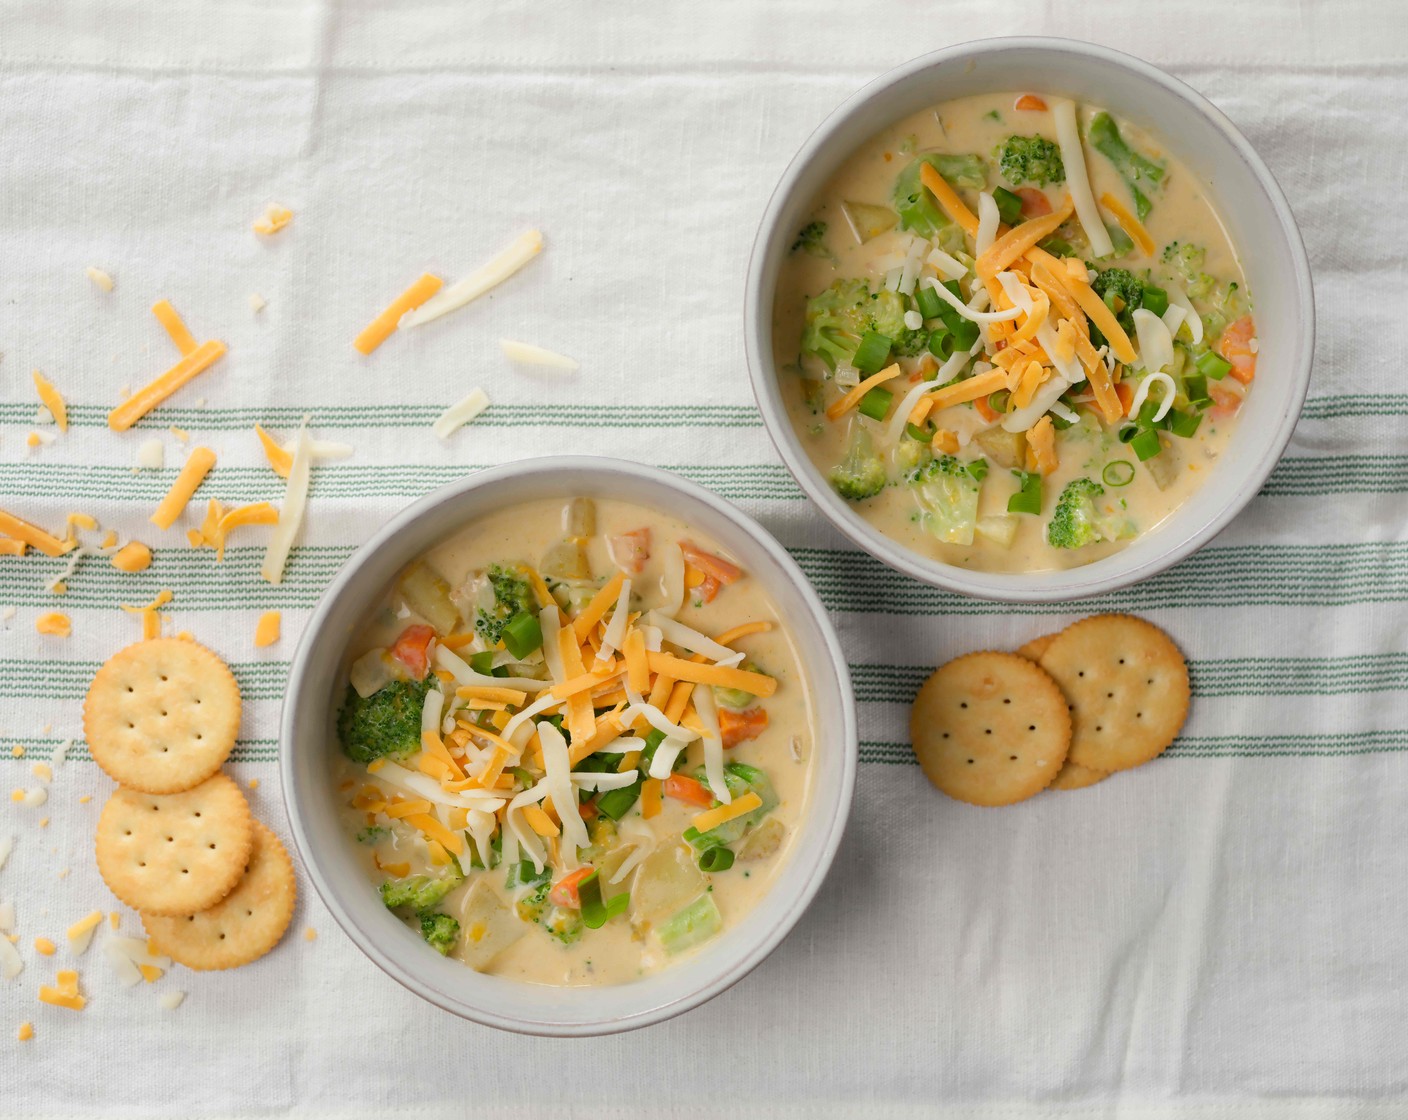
left=911, top=651, right=1072, bottom=807
left=84, top=638, right=241, bottom=794
left=96, top=773, right=252, bottom=916
left=143, top=820, right=296, bottom=971
left=1039, top=614, right=1190, bottom=773
left=1016, top=630, right=1062, bottom=662
left=1049, top=760, right=1111, bottom=791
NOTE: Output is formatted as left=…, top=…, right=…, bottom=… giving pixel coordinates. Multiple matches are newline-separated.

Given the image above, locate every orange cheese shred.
left=645, top=652, right=777, bottom=698
left=353, top=273, right=443, bottom=356
left=110, top=340, right=226, bottom=432
left=976, top=197, right=1075, bottom=279
left=1099, top=192, right=1157, bottom=258
left=254, top=425, right=293, bottom=478
left=924, top=368, right=1010, bottom=413
left=918, top=162, right=979, bottom=236
left=253, top=610, right=281, bottom=648
left=824, top=363, right=902, bottom=422
left=151, top=300, right=198, bottom=357
left=0, top=511, right=68, bottom=557
left=571, top=570, right=625, bottom=642
left=150, top=447, right=217, bottom=530
left=32, top=372, right=68, bottom=433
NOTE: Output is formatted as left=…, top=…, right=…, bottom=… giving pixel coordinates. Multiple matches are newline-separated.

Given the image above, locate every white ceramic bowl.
left=745, top=37, right=1314, bottom=602
left=280, top=457, right=856, bottom=1035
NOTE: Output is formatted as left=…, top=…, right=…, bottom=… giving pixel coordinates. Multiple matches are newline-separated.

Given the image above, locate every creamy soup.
left=333, top=496, right=814, bottom=986
left=774, top=91, right=1256, bottom=572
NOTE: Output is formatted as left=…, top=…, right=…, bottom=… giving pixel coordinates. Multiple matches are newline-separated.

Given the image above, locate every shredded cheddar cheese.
left=35, top=614, right=71, bottom=638
left=353, top=273, right=443, bottom=355
left=253, top=610, right=281, bottom=647
left=110, top=541, right=152, bottom=573
left=0, top=511, right=68, bottom=557
left=31, top=372, right=68, bottom=433
left=150, top=447, right=217, bottom=529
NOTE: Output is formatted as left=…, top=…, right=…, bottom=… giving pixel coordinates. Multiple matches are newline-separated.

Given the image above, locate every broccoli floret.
left=892, top=153, right=987, bottom=237
left=380, top=872, right=462, bottom=913
left=998, top=135, right=1065, bottom=187
left=475, top=563, right=535, bottom=646
left=1046, top=478, right=1137, bottom=549
left=908, top=454, right=981, bottom=545
left=1091, top=267, right=1143, bottom=307
left=790, top=220, right=833, bottom=260
left=356, top=826, right=388, bottom=844
left=338, top=678, right=434, bottom=764
left=1161, top=241, right=1215, bottom=298
left=829, top=426, right=887, bottom=502
left=1087, top=112, right=1165, bottom=220
left=419, top=912, right=460, bottom=956
left=800, top=281, right=926, bottom=370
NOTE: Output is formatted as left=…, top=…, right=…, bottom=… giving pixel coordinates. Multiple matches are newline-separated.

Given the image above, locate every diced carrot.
left=1218, top=315, right=1258, bottom=384
left=1208, top=379, right=1246, bottom=418
left=974, top=392, right=1001, bottom=423
left=578, top=799, right=599, bottom=823
left=693, top=573, right=721, bottom=604
left=608, top=528, right=651, bottom=574
left=548, top=866, right=596, bottom=909
left=663, top=773, right=714, bottom=808
left=719, top=706, right=769, bottom=748
left=1014, top=94, right=1048, bottom=112
left=390, top=624, right=436, bottom=679
left=1016, top=187, right=1053, bottom=218
left=1115, top=381, right=1135, bottom=416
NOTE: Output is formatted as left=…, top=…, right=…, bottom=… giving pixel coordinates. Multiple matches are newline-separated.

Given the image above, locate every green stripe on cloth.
left=1, top=454, right=1404, bottom=502
left=859, top=730, right=1408, bottom=765
left=7, top=541, right=1408, bottom=612
left=9, top=738, right=280, bottom=763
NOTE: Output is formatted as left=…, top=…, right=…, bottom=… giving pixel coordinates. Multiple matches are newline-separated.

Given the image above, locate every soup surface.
left=334, top=496, right=814, bottom=986
left=773, top=91, right=1256, bottom=572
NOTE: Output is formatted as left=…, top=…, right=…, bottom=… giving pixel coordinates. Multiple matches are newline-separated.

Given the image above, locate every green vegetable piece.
left=1047, top=477, right=1136, bottom=549
left=998, top=135, right=1065, bottom=187
left=1007, top=470, right=1043, bottom=515
left=904, top=422, right=933, bottom=443
left=908, top=454, right=982, bottom=545
left=576, top=870, right=629, bottom=930
left=1183, top=373, right=1210, bottom=410
left=858, top=386, right=894, bottom=422
left=356, top=826, right=388, bottom=844
left=966, top=459, right=989, bottom=482
left=1130, top=427, right=1163, bottom=461
left=1102, top=460, right=1136, bottom=487
left=501, top=611, right=543, bottom=659
left=698, top=847, right=736, bottom=873
left=927, top=326, right=955, bottom=362
left=505, top=861, right=551, bottom=891
left=1166, top=409, right=1202, bottom=438
left=419, top=912, right=460, bottom=955
left=992, top=186, right=1024, bottom=225
left=1090, top=268, right=1144, bottom=317
left=829, top=425, right=887, bottom=502
left=892, top=153, right=987, bottom=237
left=1140, top=284, right=1170, bottom=317
left=950, top=319, right=980, bottom=351
left=790, top=220, right=832, bottom=258
left=1087, top=112, right=1165, bottom=221
left=468, top=650, right=496, bottom=675
left=800, top=279, right=926, bottom=371
left=657, top=893, right=724, bottom=955
left=475, top=563, right=535, bottom=647
left=1196, top=350, right=1232, bottom=381
left=851, top=330, right=893, bottom=375
left=914, top=283, right=944, bottom=320
left=381, top=872, right=462, bottom=914
left=338, top=678, right=434, bottom=764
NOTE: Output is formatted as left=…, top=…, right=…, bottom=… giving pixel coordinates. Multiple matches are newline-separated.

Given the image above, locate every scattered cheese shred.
left=86, top=267, right=114, bottom=291
left=353, top=273, right=443, bottom=355
left=431, top=387, right=490, bottom=440
left=37, top=969, right=84, bottom=1011
left=1099, top=192, right=1156, bottom=258
left=249, top=293, right=266, bottom=313
left=150, top=447, right=217, bottom=529
left=35, top=614, right=71, bottom=638
left=33, top=938, right=56, bottom=956
left=255, top=425, right=293, bottom=478
left=641, top=777, right=662, bottom=819
left=252, top=203, right=293, bottom=235
left=159, top=990, right=186, bottom=1010
left=925, top=367, right=1009, bottom=413
left=499, top=339, right=579, bottom=372
left=975, top=198, right=1074, bottom=279
left=572, top=571, right=625, bottom=642
left=109, top=340, right=226, bottom=431
left=1052, top=99, right=1114, bottom=259
left=261, top=425, right=311, bottom=585
left=17, top=1021, right=33, bottom=1041
left=401, top=230, right=543, bottom=329
left=254, top=610, right=281, bottom=648
left=918, top=162, right=979, bottom=236
left=151, top=300, right=198, bottom=357
left=66, top=911, right=103, bottom=956
left=644, top=653, right=777, bottom=697
left=1066, top=273, right=1138, bottom=364
left=824, top=363, right=902, bottom=421
left=0, top=537, right=26, bottom=556
left=0, top=511, right=68, bottom=558
left=31, top=372, right=68, bottom=433
left=691, top=790, right=763, bottom=834
left=110, top=542, right=152, bottom=573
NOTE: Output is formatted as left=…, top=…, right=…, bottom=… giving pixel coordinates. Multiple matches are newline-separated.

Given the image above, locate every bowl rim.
left=743, top=35, right=1315, bottom=603
left=278, top=455, right=857, bottom=1035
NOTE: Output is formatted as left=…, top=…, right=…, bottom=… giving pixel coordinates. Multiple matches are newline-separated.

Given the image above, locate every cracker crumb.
left=36, top=406, right=54, bottom=426
left=252, top=204, right=293, bottom=236
left=17, top=1021, right=33, bottom=1041
left=50, top=583, right=67, bottom=596
left=35, top=613, right=70, bottom=638
left=109, top=912, right=120, bottom=930
left=38, top=818, right=48, bottom=829
left=78, top=795, right=92, bottom=805
left=56, top=869, right=69, bottom=880
left=135, top=439, right=164, bottom=471
left=304, top=927, right=317, bottom=942
left=31, top=763, right=51, bottom=782
left=248, top=778, right=260, bottom=790
left=249, top=293, right=266, bottom=313
left=34, top=937, right=55, bottom=956
left=10, top=746, right=22, bottom=758
left=169, top=426, right=190, bottom=443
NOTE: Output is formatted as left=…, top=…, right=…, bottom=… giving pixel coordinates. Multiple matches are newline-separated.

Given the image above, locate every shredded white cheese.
left=1129, top=371, right=1178, bottom=424
left=401, top=230, right=543, bottom=328
left=249, top=293, right=267, bottom=313
left=0, top=836, right=11, bottom=871
left=1052, top=99, right=1114, bottom=258
left=431, top=388, right=490, bottom=441
left=505, top=783, right=550, bottom=873
left=86, top=266, right=115, bottom=291
left=0, top=900, right=14, bottom=933
left=499, top=339, right=579, bottom=373
left=926, top=247, right=968, bottom=282
left=975, top=192, right=1000, bottom=257
left=0, top=937, right=23, bottom=981
left=260, top=422, right=311, bottom=585
left=643, top=611, right=740, bottom=666
left=160, top=990, right=187, bottom=1010
left=922, top=277, right=1021, bottom=324
left=1132, top=308, right=1175, bottom=375
left=692, top=685, right=731, bottom=805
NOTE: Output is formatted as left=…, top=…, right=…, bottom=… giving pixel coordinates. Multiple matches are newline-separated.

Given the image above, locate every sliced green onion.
left=914, top=284, right=944, bottom=320
left=1130, top=427, right=1163, bottom=461
left=1050, top=410, right=1077, bottom=431
left=1166, top=409, right=1202, bottom=438
left=1196, top=350, right=1232, bottom=381
left=858, top=386, right=894, bottom=421
left=577, top=871, right=629, bottom=929
left=987, top=390, right=1011, bottom=413
left=992, top=186, right=1024, bottom=226
left=927, top=326, right=955, bottom=362
left=1140, top=284, right=1169, bottom=316
left=851, top=331, right=893, bottom=374
left=698, top=847, right=735, bottom=873
left=966, top=458, right=990, bottom=482
left=1117, top=424, right=1138, bottom=445
left=595, top=781, right=641, bottom=820
left=950, top=319, right=980, bottom=351
left=1183, top=373, right=1209, bottom=409
left=1102, top=460, right=1136, bottom=487
left=657, top=893, right=723, bottom=955
left=904, top=422, right=932, bottom=442
left=1007, top=470, right=1042, bottom=515
left=501, top=612, right=543, bottom=659
left=469, top=650, right=496, bottom=675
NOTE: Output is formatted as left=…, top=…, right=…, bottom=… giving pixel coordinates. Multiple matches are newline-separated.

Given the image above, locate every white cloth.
left=2, top=1, right=1407, bottom=1116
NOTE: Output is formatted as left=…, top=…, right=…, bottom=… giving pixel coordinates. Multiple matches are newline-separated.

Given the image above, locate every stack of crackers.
left=911, top=614, right=1190, bottom=806
left=84, top=639, right=295, bottom=969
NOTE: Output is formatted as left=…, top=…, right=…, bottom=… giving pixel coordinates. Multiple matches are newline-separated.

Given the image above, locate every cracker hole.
left=1096, top=725, right=1103, bottom=732
left=245, top=910, right=252, bottom=918
left=218, top=933, right=225, bottom=940
left=1009, top=755, right=1018, bottom=761
left=1107, top=692, right=1114, bottom=699
left=137, top=861, right=146, bottom=867
left=1136, top=712, right=1143, bottom=719
left=1028, top=725, right=1036, bottom=731
left=1147, top=679, right=1153, bottom=685
left=941, top=733, right=949, bottom=739
left=959, top=702, right=968, bottom=709
left=165, top=836, right=173, bottom=843
left=984, top=729, right=992, bottom=735
left=966, top=759, right=974, bottom=765
left=160, top=675, right=168, bottom=682
left=1077, top=671, right=1085, bottom=678
left=1002, top=698, right=1011, bottom=705
left=123, top=829, right=131, bottom=836
left=181, top=868, right=188, bottom=875
left=1118, top=658, right=1125, bottom=665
